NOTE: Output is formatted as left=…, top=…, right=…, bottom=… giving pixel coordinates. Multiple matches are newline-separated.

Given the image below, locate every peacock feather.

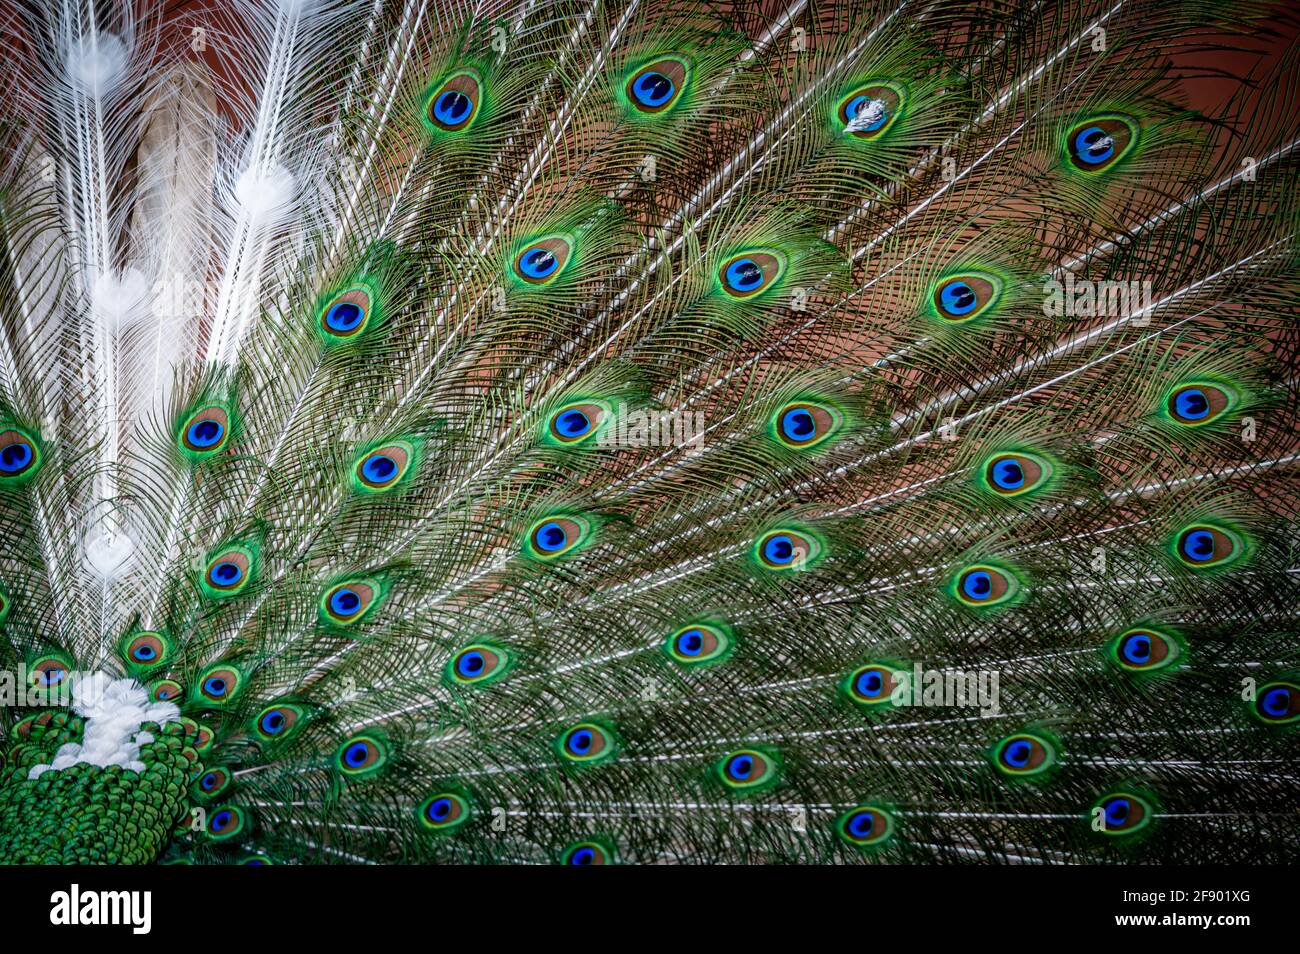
left=0, top=0, right=1296, bottom=865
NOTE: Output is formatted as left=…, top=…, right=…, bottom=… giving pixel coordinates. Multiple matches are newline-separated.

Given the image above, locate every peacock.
left=0, top=0, right=1296, bottom=867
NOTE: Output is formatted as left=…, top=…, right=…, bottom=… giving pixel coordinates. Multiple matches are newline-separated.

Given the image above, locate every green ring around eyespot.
left=0, top=426, right=44, bottom=483
left=1063, top=113, right=1140, bottom=174
left=418, top=792, right=472, bottom=833
left=1090, top=790, right=1154, bottom=837
left=835, top=804, right=896, bottom=848
left=948, top=563, right=1021, bottom=608
left=990, top=732, right=1057, bottom=778
left=1250, top=680, right=1300, bottom=726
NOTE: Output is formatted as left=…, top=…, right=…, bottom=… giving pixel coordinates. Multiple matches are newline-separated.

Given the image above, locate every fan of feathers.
left=0, top=0, right=1296, bottom=865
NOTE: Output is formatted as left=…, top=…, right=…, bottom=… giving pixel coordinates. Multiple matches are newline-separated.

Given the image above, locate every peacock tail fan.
left=0, top=0, right=1296, bottom=865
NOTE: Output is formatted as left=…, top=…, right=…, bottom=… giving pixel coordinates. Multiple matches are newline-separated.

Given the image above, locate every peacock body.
left=0, top=0, right=1296, bottom=865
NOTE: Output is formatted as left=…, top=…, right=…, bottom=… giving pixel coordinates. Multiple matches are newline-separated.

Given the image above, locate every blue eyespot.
left=1261, top=687, right=1290, bottom=717
left=1104, top=797, right=1131, bottom=827
left=1, top=442, right=33, bottom=472
left=568, top=846, right=597, bottom=865
left=781, top=409, right=815, bottom=442
left=675, top=629, right=705, bottom=656
left=260, top=711, right=285, bottom=735
left=845, top=95, right=887, bottom=131
left=1174, top=388, right=1209, bottom=420
left=626, top=59, right=688, bottom=115
left=991, top=459, right=1024, bottom=490
left=210, top=810, right=232, bottom=831
left=854, top=669, right=885, bottom=698
left=1003, top=739, right=1032, bottom=768
left=345, top=742, right=369, bottom=767
left=211, top=561, right=242, bottom=585
left=632, top=71, right=674, bottom=108
left=200, top=772, right=219, bottom=791
left=555, top=409, right=591, bottom=438
left=725, top=754, right=753, bottom=781
left=362, top=454, right=396, bottom=483
left=566, top=728, right=594, bottom=756
left=962, top=570, right=992, bottom=600
left=457, top=650, right=485, bottom=677
left=330, top=588, right=361, bottom=616
left=848, top=811, right=874, bottom=837
left=1073, top=126, right=1114, bottom=165
left=534, top=521, right=568, bottom=552
left=939, top=280, right=978, bottom=316
left=763, top=534, right=794, bottom=565
left=434, top=90, right=472, bottom=127
left=133, top=645, right=155, bottom=661
left=427, top=72, right=482, bottom=132
left=203, top=676, right=227, bottom=697
left=725, top=258, right=764, bottom=293
left=186, top=419, right=224, bottom=449
left=0, top=430, right=40, bottom=478
left=325, top=301, right=364, bottom=333
left=1123, top=633, right=1151, bottom=664
left=1180, top=530, right=1215, bottom=562
left=427, top=797, right=452, bottom=821
left=518, top=247, right=559, bottom=280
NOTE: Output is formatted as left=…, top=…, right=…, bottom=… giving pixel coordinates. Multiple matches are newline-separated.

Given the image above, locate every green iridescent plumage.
left=0, top=0, right=1296, bottom=869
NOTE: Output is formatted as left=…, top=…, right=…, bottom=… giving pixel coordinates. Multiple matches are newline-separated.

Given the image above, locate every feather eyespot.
left=837, top=81, right=905, bottom=139
left=991, top=732, right=1056, bottom=777
left=319, top=287, right=372, bottom=340
left=716, top=748, right=779, bottom=791
left=178, top=405, right=231, bottom=457
left=842, top=664, right=900, bottom=708
left=426, top=69, right=482, bottom=132
left=1066, top=115, right=1138, bottom=173
left=547, top=401, right=608, bottom=445
left=1091, top=791, right=1153, bottom=837
left=512, top=235, right=572, bottom=285
left=557, top=723, right=617, bottom=764
left=755, top=529, right=821, bottom=570
left=206, top=805, right=247, bottom=840
left=981, top=452, right=1052, bottom=497
left=837, top=805, right=895, bottom=848
left=719, top=250, right=785, bottom=299
left=191, top=767, right=232, bottom=801
left=774, top=401, right=841, bottom=449
left=446, top=642, right=512, bottom=686
left=150, top=679, right=182, bottom=702
left=1251, top=680, right=1300, bottom=725
left=193, top=664, right=244, bottom=706
left=932, top=272, right=1002, bottom=322
left=28, top=654, right=70, bottom=691
left=320, top=578, right=382, bottom=626
left=121, top=631, right=171, bottom=673
left=419, top=792, right=472, bottom=833
left=952, top=564, right=1019, bottom=608
left=525, top=516, right=591, bottom=560
left=664, top=624, right=731, bottom=666
left=352, top=440, right=416, bottom=494
left=201, top=545, right=256, bottom=598
left=337, top=734, right=388, bottom=777
left=1107, top=627, right=1181, bottom=673
left=0, top=428, right=41, bottom=481
left=626, top=57, right=689, bottom=114
left=253, top=702, right=306, bottom=742
left=561, top=839, right=615, bottom=865
left=191, top=723, right=215, bottom=756
left=1165, top=382, right=1233, bottom=426
left=1173, top=523, right=1244, bottom=569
